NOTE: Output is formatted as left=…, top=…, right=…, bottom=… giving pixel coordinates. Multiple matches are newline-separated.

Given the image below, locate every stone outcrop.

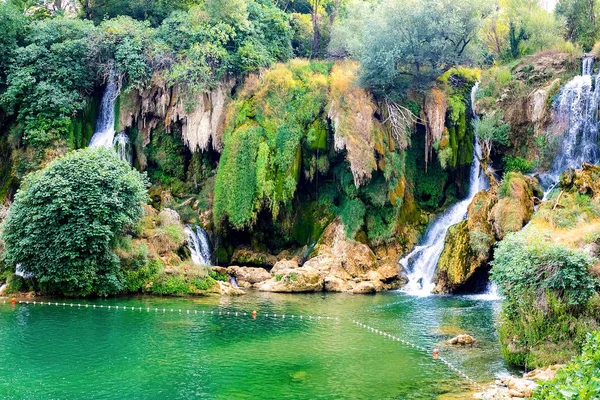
left=118, top=74, right=235, bottom=159
left=230, top=247, right=278, bottom=269
left=435, top=173, right=542, bottom=293
left=257, top=220, right=403, bottom=293
left=473, top=365, right=562, bottom=399
left=226, top=266, right=271, bottom=285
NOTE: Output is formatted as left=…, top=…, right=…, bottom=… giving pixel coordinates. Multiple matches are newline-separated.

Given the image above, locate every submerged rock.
left=447, top=334, right=477, bottom=346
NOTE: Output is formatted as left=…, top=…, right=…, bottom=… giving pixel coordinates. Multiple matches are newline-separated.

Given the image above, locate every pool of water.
left=0, top=291, right=515, bottom=399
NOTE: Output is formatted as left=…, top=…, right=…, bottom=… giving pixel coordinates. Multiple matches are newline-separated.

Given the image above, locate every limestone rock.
left=257, top=266, right=324, bottom=293
left=230, top=247, right=278, bottom=268
left=211, top=266, right=228, bottom=276
left=216, top=281, right=245, bottom=296
left=447, top=334, right=477, bottom=346
left=492, top=173, right=537, bottom=240
left=507, top=377, right=537, bottom=398
left=323, top=276, right=349, bottom=292
left=226, top=266, right=271, bottom=284
left=271, top=259, right=299, bottom=275
left=158, top=208, right=181, bottom=226
left=351, top=281, right=377, bottom=294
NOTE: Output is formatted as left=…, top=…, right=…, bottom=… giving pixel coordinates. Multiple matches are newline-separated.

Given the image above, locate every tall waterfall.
left=89, top=72, right=119, bottom=149
left=185, top=225, right=212, bottom=266
left=541, top=56, right=600, bottom=189
left=400, top=83, right=488, bottom=296
left=113, top=132, right=132, bottom=165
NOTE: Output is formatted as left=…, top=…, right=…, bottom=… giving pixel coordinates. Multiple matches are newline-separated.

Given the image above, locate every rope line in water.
left=3, top=300, right=338, bottom=322
left=2, top=299, right=482, bottom=390
left=351, top=320, right=484, bottom=390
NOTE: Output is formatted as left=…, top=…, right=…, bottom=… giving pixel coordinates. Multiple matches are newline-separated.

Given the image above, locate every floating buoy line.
left=1, top=298, right=483, bottom=390
left=352, top=320, right=484, bottom=390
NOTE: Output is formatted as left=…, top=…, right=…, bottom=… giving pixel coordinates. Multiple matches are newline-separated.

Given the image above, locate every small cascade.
left=15, top=264, right=33, bottom=279
left=230, top=276, right=240, bottom=289
left=0, top=283, right=7, bottom=295
left=89, top=72, right=119, bottom=149
left=541, top=57, right=600, bottom=190
left=184, top=225, right=212, bottom=266
left=400, top=83, right=488, bottom=296
left=113, top=132, right=132, bottom=164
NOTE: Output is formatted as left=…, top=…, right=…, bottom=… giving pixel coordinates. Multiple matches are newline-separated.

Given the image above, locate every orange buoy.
left=252, top=310, right=257, bottom=319
left=433, top=349, right=440, bottom=359
left=11, top=297, right=17, bottom=305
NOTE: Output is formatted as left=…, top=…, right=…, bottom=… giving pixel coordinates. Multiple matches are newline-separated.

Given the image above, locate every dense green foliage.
left=1, top=149, right=149, bottom=296
left=214, top=60, right=330, bottom=229
left=556, top=0, right=600, bottom=51
left=492, top=229, right=599, bottom=367
left=533, top=331, right=600, bottom=400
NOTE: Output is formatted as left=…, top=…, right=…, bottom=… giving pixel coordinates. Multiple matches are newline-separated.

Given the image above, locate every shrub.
left=208, top=269, right=227, bottom=282
left=533, top=331, right=600, bottom=399
left=504, top=155, right=535, bottom=174
left=491, top=229, right=599, bottom=367
left=1, top=149, right=149, bottom=296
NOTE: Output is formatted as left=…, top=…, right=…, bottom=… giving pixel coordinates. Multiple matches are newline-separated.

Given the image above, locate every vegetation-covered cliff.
left=1, top=0, right=600, bottom=384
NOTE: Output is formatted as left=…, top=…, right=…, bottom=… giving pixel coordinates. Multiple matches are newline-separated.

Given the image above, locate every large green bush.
left=1, top=149, right=149, bottom=296
left=533, top=331, right=600, bottom=399
left=491, top=229, right=599, bottom=367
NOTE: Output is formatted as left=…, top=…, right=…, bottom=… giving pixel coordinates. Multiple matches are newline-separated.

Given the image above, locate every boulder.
left=216, top=281, right=245, bottom=296
left=323, top=276, right=349, bottom=292
left=507, top=377, right=537, bottom=398
left=230, top=247, right=278, bottom=268
left=257, top=266, right=324, bottom=293
left=447, top=334, right=477, bottom=346
left=377, top=263, right=400, bottom=281
left=211, top=266, right=228, bottom=276
left=492, top=173, right=538, bottom=240
left=351, top=281, right=377, bottom=294
left=226, top=266, right=271, bottom=284
left=271, top=259, right=299, bottom=275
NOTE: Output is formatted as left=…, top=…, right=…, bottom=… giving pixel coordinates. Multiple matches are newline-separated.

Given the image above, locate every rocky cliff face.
left=434, top=173, right=542, bottom=293
left=118, top=74, right=235, bottom=158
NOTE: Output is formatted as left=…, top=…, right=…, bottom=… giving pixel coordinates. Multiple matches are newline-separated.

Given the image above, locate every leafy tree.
left=0, top=1, right=26, bottom=87
left=0, top=18, right=98, bottom=148
left=473, top=111, right=509, bottom=164
left=353, top=0, right=493, bottom=95
left=556, top=0, right=600, bottom=51
left=1, top=149, right=149, bottom=296
left=82, top=0, right=199, bottom=26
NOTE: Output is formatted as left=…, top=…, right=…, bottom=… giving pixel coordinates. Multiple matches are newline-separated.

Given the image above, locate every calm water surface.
left=0, top=291, right=514, bottom=399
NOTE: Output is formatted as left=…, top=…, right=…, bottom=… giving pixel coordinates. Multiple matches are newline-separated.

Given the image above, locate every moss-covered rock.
left=492, top=172, right=539, bottom=240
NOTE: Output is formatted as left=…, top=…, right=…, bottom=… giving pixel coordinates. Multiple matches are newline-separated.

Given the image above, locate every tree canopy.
left=1, top=149, right=149, bottom=296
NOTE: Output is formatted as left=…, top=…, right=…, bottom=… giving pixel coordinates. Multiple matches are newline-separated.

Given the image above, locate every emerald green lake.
left=0, top=292, right=514, bottom=399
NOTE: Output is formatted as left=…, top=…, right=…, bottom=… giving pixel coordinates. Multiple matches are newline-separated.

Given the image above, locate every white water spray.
left=400, top=83, right=488, bottom=296
left=541, top=56, right=600, bottom=192
left=185, top=225, right=212, bottom=266
left=89, top=72, right=119, bottom=149
left=113, top=132, right=132, bottom=164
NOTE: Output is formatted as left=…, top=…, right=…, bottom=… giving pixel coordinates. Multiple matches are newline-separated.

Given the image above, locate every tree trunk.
left=312, top=11, right=320, bottom=58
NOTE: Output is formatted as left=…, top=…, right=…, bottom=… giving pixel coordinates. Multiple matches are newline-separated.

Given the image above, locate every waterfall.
left=15, top=263, right=33, bottom=279
left=113, top=132, right=132, bottom=164
left=400, top=83, right=488, bottom=296
left=184, top=225, right=212, bottom=266
left=541, top=57, right=600, bottom=190
left=89, top=72, right=119, bottom=149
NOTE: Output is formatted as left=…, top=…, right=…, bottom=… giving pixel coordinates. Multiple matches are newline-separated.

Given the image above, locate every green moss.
left=67, top=95, right=100, bottom=150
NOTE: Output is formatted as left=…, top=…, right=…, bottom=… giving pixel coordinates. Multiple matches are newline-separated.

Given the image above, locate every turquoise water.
left=0, top=292, right=514, bottom=399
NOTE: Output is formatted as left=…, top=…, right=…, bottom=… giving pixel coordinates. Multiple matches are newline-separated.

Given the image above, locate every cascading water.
left=113, top=132, right=132, bottom=164
left=400, top=83, right=488, bottom=296
left=89, top=72, right=119, bottom=149
left=541, top=56, right=600, bottom=191
left=184, top=225, right=212, bottom=266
